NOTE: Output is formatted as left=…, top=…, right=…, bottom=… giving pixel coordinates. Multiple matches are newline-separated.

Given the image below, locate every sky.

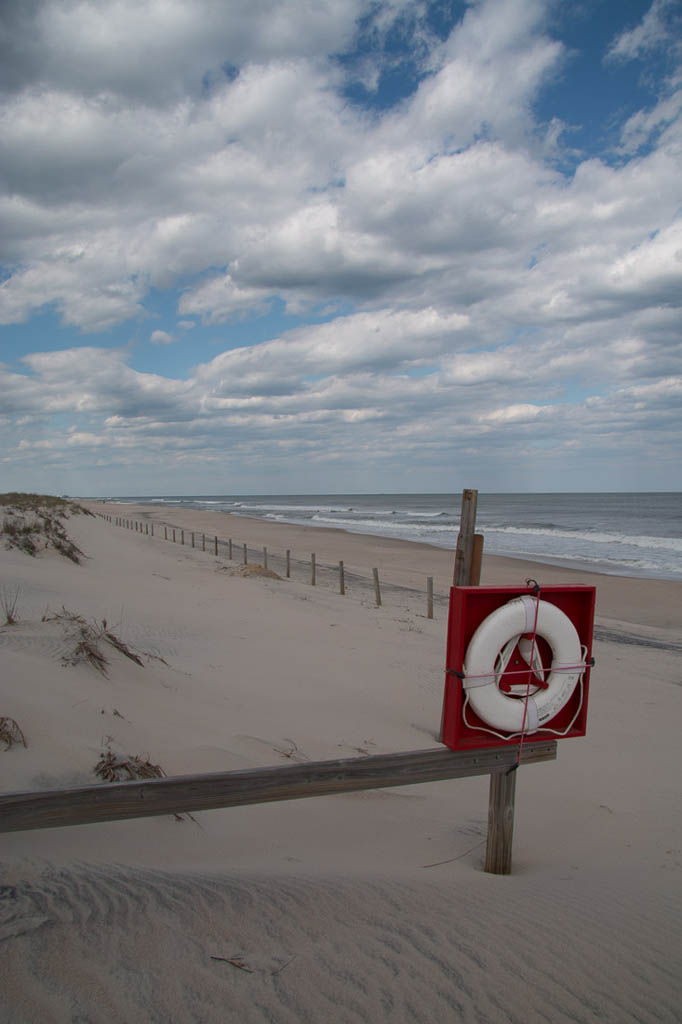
left=0, top=0, right=681, bottom=497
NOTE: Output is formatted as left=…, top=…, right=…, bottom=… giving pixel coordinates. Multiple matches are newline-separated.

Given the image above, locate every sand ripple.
left=0, top=861, right=679, bottom=1023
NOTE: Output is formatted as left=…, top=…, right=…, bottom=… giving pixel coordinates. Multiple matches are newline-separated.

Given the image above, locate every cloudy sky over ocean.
left=1, top=0, right=680, bottom=496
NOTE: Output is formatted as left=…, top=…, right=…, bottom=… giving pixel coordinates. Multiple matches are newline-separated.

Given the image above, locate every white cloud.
left=150, top=330, right=176, bottom=345
left=0, top=0, right=681, bottom=490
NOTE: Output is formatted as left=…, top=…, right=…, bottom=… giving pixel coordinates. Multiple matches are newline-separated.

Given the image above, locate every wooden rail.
left=0, top=742, right=556, bottom=835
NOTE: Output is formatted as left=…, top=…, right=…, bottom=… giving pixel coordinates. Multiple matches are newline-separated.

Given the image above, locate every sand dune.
left=0, top=504, right=681, bottom=1022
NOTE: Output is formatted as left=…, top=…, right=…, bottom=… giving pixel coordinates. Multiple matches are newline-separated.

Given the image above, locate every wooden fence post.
left=243, top=543, right=247, bottom=565
left=172, top=528, right=176, bottom=543
left=181, top=530, right=184, bottom=545
left=202, top=533, right=205, bottom=551
left=427, top=576, right=434, bottom=619
left=228, top=538, right=232, bottom=559
left=191, top=532, right=195, bottom=548
left=214, top=536, right=218, bottom=556
left=151, top=524, right=154, bottom=537
left=263, top=547, right=268, bottom=569
left=286, top=550, right=290, bottom=578
left=164, top=527, right=168, bottom=540
left=311, top=553, right=316, bottom=585
left=339, top=561, right=345, bottom=595
left=373, top=568, right=382, bottom=607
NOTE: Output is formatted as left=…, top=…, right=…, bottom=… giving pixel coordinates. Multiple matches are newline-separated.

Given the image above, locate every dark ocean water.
left=103, top=492, right=682, bottom=580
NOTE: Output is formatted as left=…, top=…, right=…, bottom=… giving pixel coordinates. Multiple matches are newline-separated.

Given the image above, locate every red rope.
left=516, top=590, right=541, bottom=767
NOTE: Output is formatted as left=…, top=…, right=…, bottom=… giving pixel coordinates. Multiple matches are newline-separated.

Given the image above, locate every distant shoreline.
left=90, top=493, right=682, bottom=583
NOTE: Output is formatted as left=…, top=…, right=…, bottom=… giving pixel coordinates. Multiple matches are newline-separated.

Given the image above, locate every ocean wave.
left=487, top=525, right=682, bottom=553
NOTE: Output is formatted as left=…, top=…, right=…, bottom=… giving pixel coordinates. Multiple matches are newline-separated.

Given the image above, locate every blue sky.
left=0, top=0, right=680, bottom=496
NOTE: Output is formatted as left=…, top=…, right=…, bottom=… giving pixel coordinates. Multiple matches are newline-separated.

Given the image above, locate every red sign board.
left=441, top=585, right=595, bottom=751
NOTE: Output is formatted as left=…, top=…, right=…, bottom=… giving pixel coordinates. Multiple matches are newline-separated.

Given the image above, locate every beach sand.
left=0, top=501, right=680, bottom=1022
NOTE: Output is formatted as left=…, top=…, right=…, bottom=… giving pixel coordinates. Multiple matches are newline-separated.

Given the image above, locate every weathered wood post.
left=263, top=546, right=268, bottom=570
left=151, top=524, right=154, bottom=537
left=449, top=489, right=515, bottom=874
left=286, top=550, right=290, bottom=578
left=243, top=543, right=247, bottom=565
left=427, top=576, right=434, bottom=619
left=164, top=527, right=168, bottom=540
left=339, top=561, right=345, bottom=595
left=214, top=536, right=218, bottom=556
left=202, top=533, right=205, bottom=551
left=484, top=768, right=517, bottom=875
left=373, top=568, right=382, bottom=607
left=228, top=538, right=232, bottom=559
left=311, top=553, right=316, bottom=586
left=453, top=489, right=478, bottom=587
left=191, top=532, right=195, bottom=548
left=172, top=528, right=176, bottom=543
left=181, top=529, right=184, bottom=545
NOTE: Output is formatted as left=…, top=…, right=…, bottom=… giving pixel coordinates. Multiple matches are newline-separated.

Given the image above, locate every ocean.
left=104, top=492, right=682, bottom=581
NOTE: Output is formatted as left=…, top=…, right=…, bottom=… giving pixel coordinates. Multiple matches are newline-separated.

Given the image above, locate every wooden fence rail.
left=0, top=742, right=555, bottom=835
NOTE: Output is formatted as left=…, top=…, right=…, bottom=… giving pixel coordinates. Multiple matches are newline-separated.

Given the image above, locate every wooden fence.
left=101, top=511, right=447, bottom=616
left=0, top=742, right=557, bottom=873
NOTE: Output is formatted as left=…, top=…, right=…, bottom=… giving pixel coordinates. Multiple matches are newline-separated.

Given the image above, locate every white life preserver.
left=462, top=596, right=582, bottom=734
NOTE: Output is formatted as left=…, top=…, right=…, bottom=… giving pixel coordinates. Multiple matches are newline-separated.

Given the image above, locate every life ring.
left=462, top=596, right=582, bottom=734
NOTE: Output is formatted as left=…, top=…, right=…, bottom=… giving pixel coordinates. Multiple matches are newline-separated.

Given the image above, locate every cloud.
left=607, top=0, right=681, bottom=62
left=0, top=0, right=681, bottom=490
left=150, top=330, right=176, bottom=345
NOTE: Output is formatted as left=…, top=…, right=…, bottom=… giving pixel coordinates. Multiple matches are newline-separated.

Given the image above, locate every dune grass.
left=1, top=493, right=90, bottom=563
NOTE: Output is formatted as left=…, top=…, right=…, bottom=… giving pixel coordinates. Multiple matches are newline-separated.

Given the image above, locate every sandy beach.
left=1, top=500, right=681, bottom=1022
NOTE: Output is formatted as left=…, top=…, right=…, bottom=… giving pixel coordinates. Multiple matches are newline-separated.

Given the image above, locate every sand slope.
left=0, top=507, right=681, bottom=1022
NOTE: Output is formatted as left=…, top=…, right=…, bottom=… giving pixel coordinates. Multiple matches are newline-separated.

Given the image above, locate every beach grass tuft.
left=1, top=586, right=21, bottom=625
left=1, top=494, right=87, bottom=563
left=0, top=716, right=27, bottom=750
left=94, top=750, right=165, bottom=782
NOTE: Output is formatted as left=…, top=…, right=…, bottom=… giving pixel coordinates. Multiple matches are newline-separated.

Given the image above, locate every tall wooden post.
left=444, top=488, right=517, bottom=874
left=311, top=553, right=316, bottom=586
left=453, top=489, right=478, bottom=586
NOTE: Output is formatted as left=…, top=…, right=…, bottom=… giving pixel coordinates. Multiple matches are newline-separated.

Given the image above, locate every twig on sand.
left=210, top=956, right=255, bottom=973
left=210, top=954, right=296, bottom=975
left=422, top=838, right=486, bottom=868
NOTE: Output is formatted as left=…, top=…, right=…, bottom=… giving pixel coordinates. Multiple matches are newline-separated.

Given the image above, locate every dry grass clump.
left=94, top=750, right=165, bottom=782
left=1, top=586, right=21, bottom=625
left=0, top=716, right=27, bottom=750
left=45, top=607, right=146, bottom=676
left=0, top=493, right=93, bottom=516
left=1, top=497, right=86, bottom=563
left=234, top=563, right=282, bottom=580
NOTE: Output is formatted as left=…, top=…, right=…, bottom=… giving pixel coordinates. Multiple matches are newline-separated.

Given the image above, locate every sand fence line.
left=99, top=512, right=446, bottom=618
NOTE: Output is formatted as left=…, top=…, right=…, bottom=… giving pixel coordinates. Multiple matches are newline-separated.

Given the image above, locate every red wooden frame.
left=441, top=585, right=595, bottom=751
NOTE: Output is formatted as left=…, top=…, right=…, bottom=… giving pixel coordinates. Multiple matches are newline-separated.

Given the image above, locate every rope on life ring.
left=462, top=596, right=583, bottom=736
